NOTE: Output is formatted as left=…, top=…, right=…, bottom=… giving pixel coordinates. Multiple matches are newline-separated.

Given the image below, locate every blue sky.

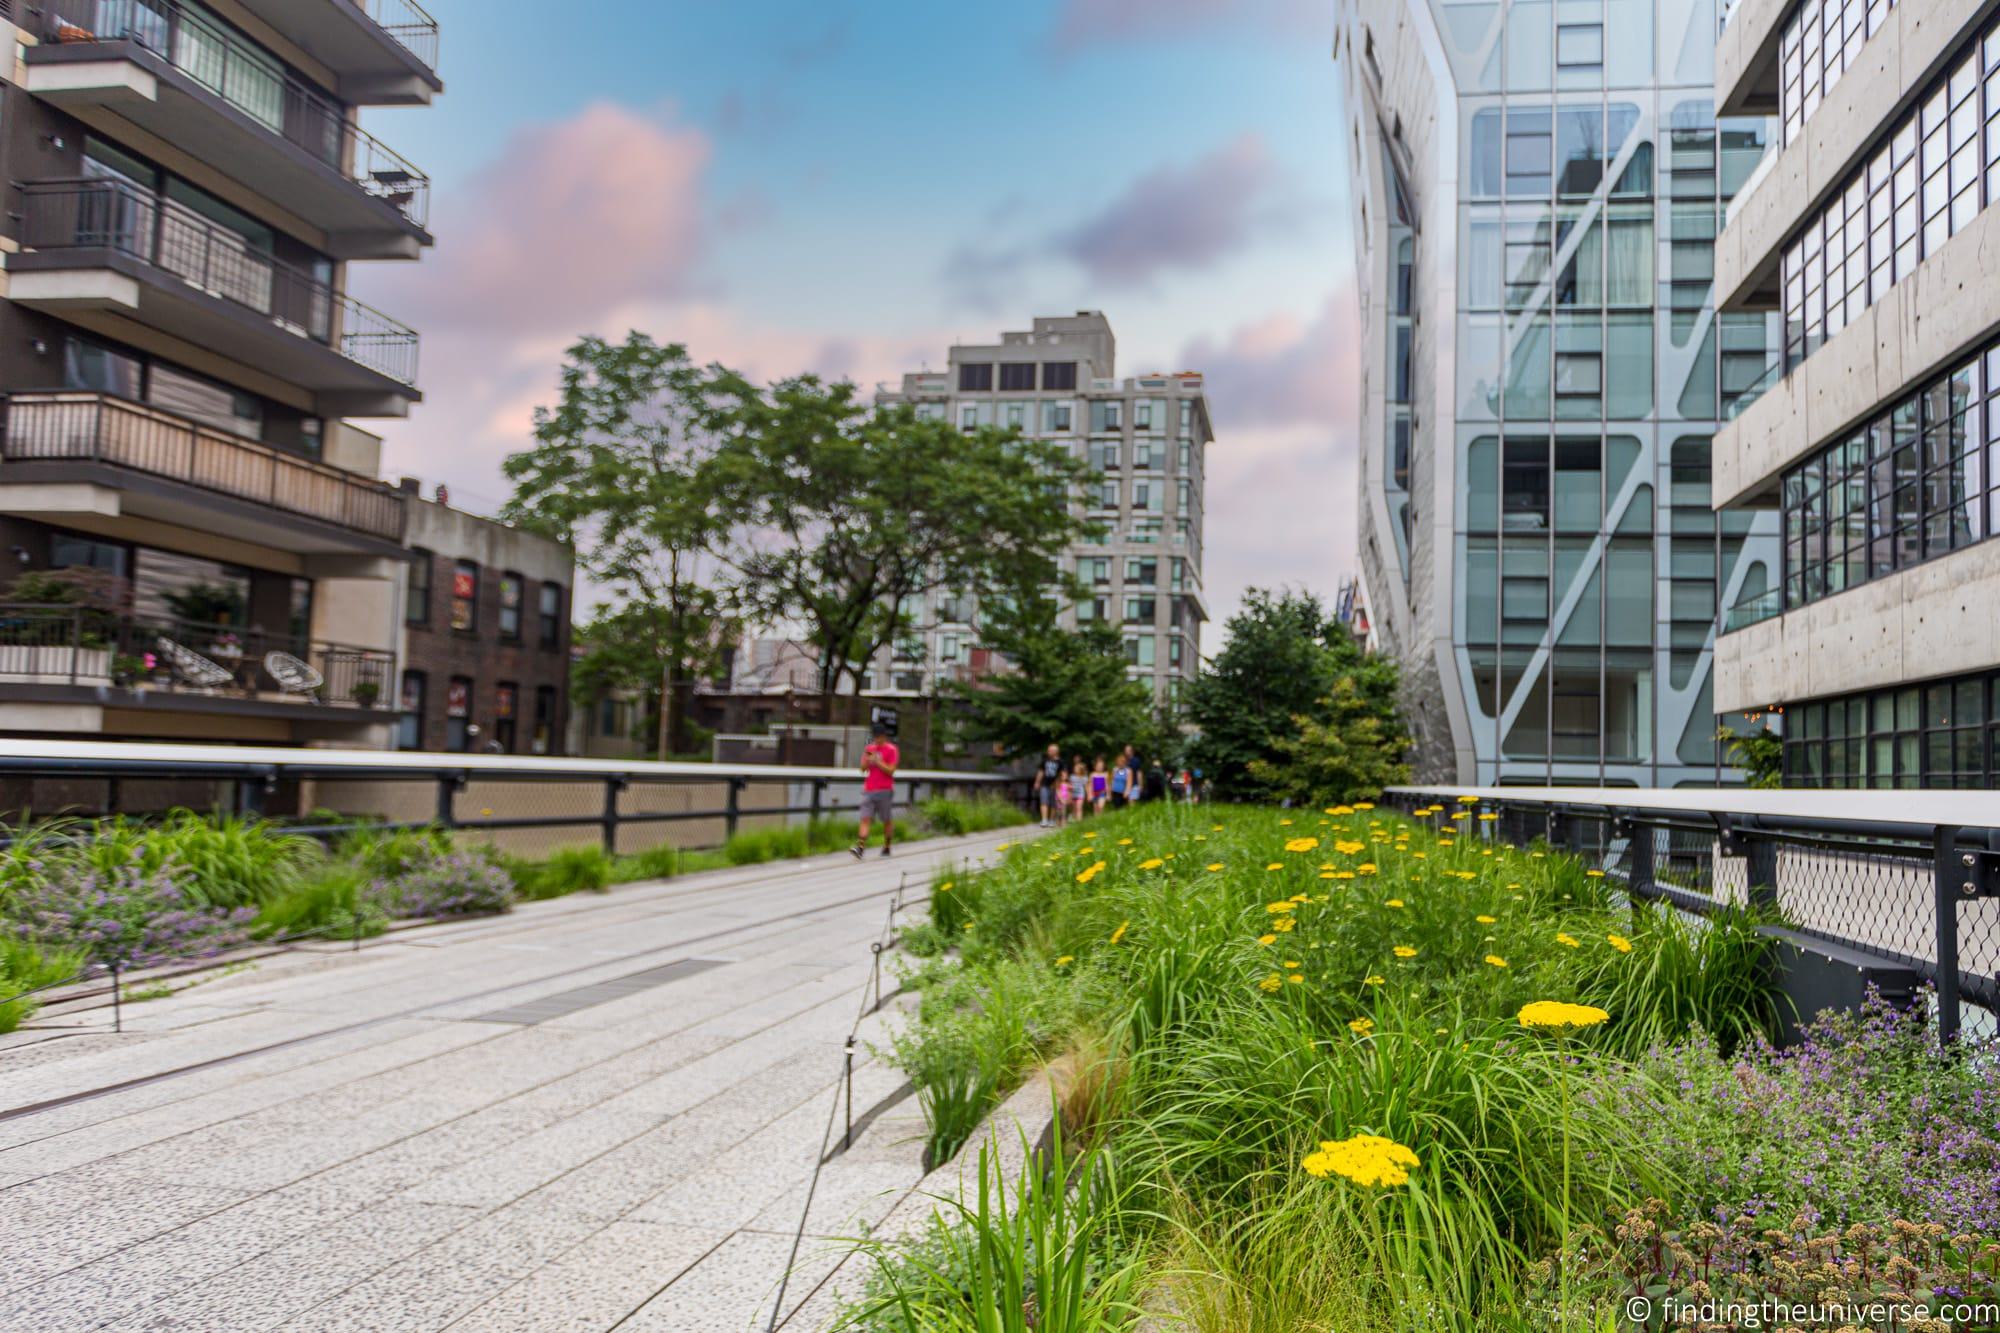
left=355, top=0, right=1358, bottom=630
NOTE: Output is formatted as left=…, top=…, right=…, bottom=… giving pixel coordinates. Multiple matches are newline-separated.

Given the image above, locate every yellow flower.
left=1109, top=920, right=1130, bottom=945
left=1266, top=901, right=1295, bottom=913
left=1279, top=818, right=1293, bottom=825
left=1411, top=852, right=1427, bottom=860
left=1607, top=933, right=1633, bottom=953
left=1348, top=1016, right=1375, bottom=1036
left=1456, top=795, right=1480, bottom=804
left=1054, top=955, right=1074, bottom=967
left=1206, top=862, right=1224, bottom=871
left=1355, top=802, right=1374, bottom=810
left=1075, top=860, right=1107, bottom=884
left=1082, top=832, right=1098, bottom=839
left=1384, top=899, right=1405, bottom=909
left=1484, top=955, right=1509, bottom=969
left=1272, top=917, right=1296, bottom=932
left=1301, top=1134, right=1419, bottom=1187
left=1475, top=914, right=1497, bottom=924
left=1392, top=946, right=1418, bottom=959
left=1477, top=812, right=1499, bottom=821
left=1585, top=869, right=1605, bottom=878
left=1334, top=840, right=1366, bottom=856
left=1451, top=811, right=1471, bottom=820
left=938, top=882, right=953, bottom=893
left=1257, top=933, right=1276, bottom=946
left=1282, top=959, right=1301, bottom=969
left=1357, top=863, right=1377, bottom=875
left=994, top=842, right=1010, bottom=851
left=1212, top=824, right=1224, bottom=831
left=1452, top=871, right=1477, bottom=881
left=1518, top=1001, right=1610, bottom=1029
left=1290, top=893, right=1310, bottom=903
left=1556, top=933, right=1580, bottom=949
left=1258, top=973, right=1283, bottom=993
left=1266, top=862, right=1283, bottom=872
left=1284, top=836, right=1320, bottom=853
left=1363, top=974, right=1385, bottom=986
left=1139, top=857, right=1165, bottom=870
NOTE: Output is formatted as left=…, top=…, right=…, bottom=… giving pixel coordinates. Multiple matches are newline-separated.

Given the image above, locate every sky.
left=352, top=0, right=1360, bottom=639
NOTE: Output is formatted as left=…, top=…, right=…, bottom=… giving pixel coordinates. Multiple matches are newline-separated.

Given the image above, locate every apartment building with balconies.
left=1709, top=0, right=2000, bottom=785
left=0, top=0, right=438, bottom=746
left=875, top=312, right=1214, bottom=709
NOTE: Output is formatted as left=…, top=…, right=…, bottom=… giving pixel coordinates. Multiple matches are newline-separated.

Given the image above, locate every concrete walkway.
left=0, top=829, right=1019, bottom=1331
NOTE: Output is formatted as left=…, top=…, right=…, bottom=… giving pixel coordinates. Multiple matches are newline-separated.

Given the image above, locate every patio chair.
left=263, top=651, right=324, bottom=703
left=154, top=637, right=234, bottom=691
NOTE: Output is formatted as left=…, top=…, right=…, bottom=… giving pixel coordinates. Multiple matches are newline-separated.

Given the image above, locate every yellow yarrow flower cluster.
left=1518, top=1000, right=1610, bottom=1029
left=1258, top=973, right=1283, bottom=993
left=1139, top=858, right=1165, bottom=870
left=1075, top=861, right=1107, bottom=884
left=1348, top=1016, right=1375, bottom=1036
left=1109, top=920, right=1130, bottom=945
left=1607, top=933, right=1634, bottom=953
left=1284, top=836, right=1320, bottom=853
left=1302, top=1134, right=1420, bottom=1187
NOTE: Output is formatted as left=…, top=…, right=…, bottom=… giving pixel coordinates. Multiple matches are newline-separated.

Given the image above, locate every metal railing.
left=1722, top=585, right=1784, bottom=632
left=355, top=0, right=438, bottom=72
left=1389, top=784, right=2000, bottom=1039
left=39, top=0, right=429, bottom=228
left=0, top=605, right=393, bottom=707
left=2, top=392, right=407, bottom=541
left=16, top=179, right=419, bottom=386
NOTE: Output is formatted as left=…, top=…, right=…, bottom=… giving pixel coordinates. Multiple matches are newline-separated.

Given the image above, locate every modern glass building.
left=1334, top=0, right=1784, bottom=785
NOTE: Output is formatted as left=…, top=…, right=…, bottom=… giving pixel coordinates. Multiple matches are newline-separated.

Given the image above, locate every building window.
left=494, top=682, right=518, bottom=753
left=957, top=363, right=993, bottom=391
left=1124, top=596, right=1156, bottom=623
left=406, top=548, right=432, bottom=626
left=1090, top=400, right=1123, bottom=432
left=445, top=676, right=472, bottom=751
left=1123, top=635, right=1156, bottom=667
left=998, top=363, right=1035, bottom=391
left=1042, top=400, right=1073, bottom=433
left=450, top=561, right=477, bottom=632
left=538, top=582, right=562, bottom=648
left=498, top=572, right=523, bottom=640
left=1556, top=22, right=1602, bottom=69
left=1042, top=361, right=1077, bottom=390
left=397, top=670, right=425, bottom=749
left=1126, top=557, right=1158, bottom=585
left=532, top=685, right=557, bottom=754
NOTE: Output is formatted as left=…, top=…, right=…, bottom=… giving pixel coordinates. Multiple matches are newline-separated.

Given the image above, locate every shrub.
left=918, top=797, right=1031, bottom=838
left=369, top=845, right=515, bottom=919
left=3, top=812, right=323, bottom=913
left=334, top=824, right=456, bottom=880
left=512, top=844, right=614, bottom=900
left=0, top=937, right=88, bottom=1034
left=6, top=852, right=254, bottom=968
left=253, top=865, right=388, bottom=941
left=611, top=843, right=682, bottom=883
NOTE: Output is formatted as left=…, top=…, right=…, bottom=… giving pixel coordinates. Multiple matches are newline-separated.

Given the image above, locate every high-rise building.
left=0, top=1, right=442, bottom=748
left=1335, top=0, right=1785, bottom=785
left=876, top=312, right=1213, bottom=708
left=1710, top=0, right=2000, bottom=787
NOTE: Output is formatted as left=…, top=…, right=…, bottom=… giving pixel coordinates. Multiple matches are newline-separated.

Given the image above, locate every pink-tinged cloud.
left=1060, top=134, right=1279, bottom=287
left=1200, top=422, right=1359, bottom=640
left=1050, top=0, right=1326, bottom=51
left=1181, top=287, right=1360, bottom=434
left=382, top=103, right=711, bottom=335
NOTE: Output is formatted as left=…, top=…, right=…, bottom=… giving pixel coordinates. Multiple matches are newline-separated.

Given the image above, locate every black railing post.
left=1745, top=833, right=1779, bottom=914
left=724, top=777, right=744, bottom=841
left=810, top=779, right=825, bottom=824
left=601, top=776, right=626, bottom=854
left=842, top=1035, right=856, bottom=1152
left=111, top=960, right=122, bottom=1034
left=1624, top=816, right=1655, bottom=902
left=435, top=771, right=462, bottom=830
left=1933, top=824, right=1964, bottom=1042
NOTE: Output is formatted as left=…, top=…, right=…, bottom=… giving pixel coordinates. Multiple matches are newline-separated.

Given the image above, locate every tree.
left=1718, top=724, right=1783, bottom=788
left=1247, top=677, right=1413, bottom=804
left=501, top=334, right=732, bottom=757
left=1184, top=587, right=1404, bottom=802
left=945, top=610, right=1160, bottom=763
left=707, top=384, right=1088, bottom=694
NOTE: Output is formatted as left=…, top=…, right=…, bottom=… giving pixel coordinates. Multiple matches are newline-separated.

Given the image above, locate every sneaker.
left=880, top=845, right=892, bottom=858
left=849, top=844, right=864, bottom=860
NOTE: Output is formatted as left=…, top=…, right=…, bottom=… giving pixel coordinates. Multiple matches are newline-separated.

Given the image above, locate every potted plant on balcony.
left=207, top=631, right=244, bottom=662
left=1, top=568, right=125, bottom=685
left=111, top=652, right=153, bottom=688
left=351, top=680, right=382, bottom=709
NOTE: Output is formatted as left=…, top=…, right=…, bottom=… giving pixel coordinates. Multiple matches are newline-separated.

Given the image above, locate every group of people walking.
left=1031, top=743, right=1196, bottom=827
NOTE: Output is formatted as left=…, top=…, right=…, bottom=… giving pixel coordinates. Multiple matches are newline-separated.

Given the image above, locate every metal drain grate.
left=469, top=958, right=728, bottom=1025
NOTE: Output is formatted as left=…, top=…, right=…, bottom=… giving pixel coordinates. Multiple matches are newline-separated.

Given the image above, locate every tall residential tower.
left=1335, top=0, right=1784, bottom=785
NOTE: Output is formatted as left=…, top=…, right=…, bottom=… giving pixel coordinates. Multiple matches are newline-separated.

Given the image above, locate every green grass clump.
left=510, top=844, right=615, bottom=900
left=252, top=865, right=388, bottom=941
left=917, top=796, right=1032, bottom=837
left=0, top=937, right=86, bottom=1034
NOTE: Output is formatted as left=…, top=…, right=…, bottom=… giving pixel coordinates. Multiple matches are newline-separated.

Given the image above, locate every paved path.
left=0, top=830, right=1018, bottom=1331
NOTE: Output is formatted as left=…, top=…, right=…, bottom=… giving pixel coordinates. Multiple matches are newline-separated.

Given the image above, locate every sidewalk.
left=0, top=828, right=1019, bottom=1331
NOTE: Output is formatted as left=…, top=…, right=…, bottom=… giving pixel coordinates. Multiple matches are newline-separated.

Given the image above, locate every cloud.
left=378, top=102, right=711, bottom=337
left=1180, top=287, right=1360, bottom=434
left=1049, top=0, right=1326, bottom=52
left=1059, top=135, right=1279, bottom=287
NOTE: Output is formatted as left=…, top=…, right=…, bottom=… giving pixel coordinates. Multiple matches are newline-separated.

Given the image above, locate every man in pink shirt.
left=852, top=722, right=899, bottom=858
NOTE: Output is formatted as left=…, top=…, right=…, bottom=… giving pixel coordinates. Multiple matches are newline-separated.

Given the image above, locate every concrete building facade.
left=1334, top=0, right=1785, bottom=786
left=1709, top=0, right=2000, bottom=786
left=877, top=312, right=1213, bottom=709
left=0, top=0, right=439, bottom=748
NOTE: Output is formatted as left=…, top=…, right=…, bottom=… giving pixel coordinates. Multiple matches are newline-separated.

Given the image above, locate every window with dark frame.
left=997, top=363, right=1035, bottom=391
left=957, top=363, right=993, bottom=391
left=532, top=685, right=556, bottom=755
left=538, top=582, right=561, bottom=648
left=494, top=682, right=518, bottom=753
left=1555, top=22, right=1603, bottom=69
left=1042, top=361, right=1077, bottom=390
left=498, top=572, right=523, bottom=640
left=397, top=670, right=425, bottom=749
left=406, top=548, right=432, bottom=626
left=449, top=560, right=477, bottom=633
left=445, top=675, right=473, bottom=751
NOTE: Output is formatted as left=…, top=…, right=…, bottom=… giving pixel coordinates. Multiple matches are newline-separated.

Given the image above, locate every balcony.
left=8, top=179, right=419, bottom=417
left=222, top=0, right=440, bottom=105
left=1721, top=586, right=1783, bottom=633
left=1, top=392, right=408, bottom=553
left=0, top=604, right=395, bottom=716
left=24, top=0, right=431, bottom=260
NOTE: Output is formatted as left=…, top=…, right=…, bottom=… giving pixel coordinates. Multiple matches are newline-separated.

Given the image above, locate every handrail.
left=16, top=178, right=418, bottom=386
left=1, top=391, right=408, bottom=541
left=355, top=0, right=438, bottom=72
left=1721, top=585, right=1784, bottom=632
left=39, top=0, right=429, bottom=228
left=1389, top=784, right=2000, bottom=833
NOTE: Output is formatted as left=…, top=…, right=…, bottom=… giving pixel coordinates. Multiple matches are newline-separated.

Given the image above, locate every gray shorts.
left=860, top=789, right=894, bottom=822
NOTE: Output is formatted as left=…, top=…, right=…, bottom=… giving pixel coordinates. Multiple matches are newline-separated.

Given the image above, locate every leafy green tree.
left=707, top=384, right=1088, bottom=694
left=945, top=610, right=1159, bottom=763
left=501, top=333, right=732, bottom=757
left=1184, top=587, right=1404, bottom=801
left=1718, top=724, right=1783, bottom=788
left=1247, top=677, right=1413, bottom=804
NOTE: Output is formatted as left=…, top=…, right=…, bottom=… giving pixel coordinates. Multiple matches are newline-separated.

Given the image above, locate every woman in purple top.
left=1090, top=756, right=1110, bottom=815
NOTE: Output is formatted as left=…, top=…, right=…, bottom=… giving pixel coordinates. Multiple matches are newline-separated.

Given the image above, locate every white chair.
left=263, top=651, right=323, bottom=703
left=154, top=637, right=234, bottom=691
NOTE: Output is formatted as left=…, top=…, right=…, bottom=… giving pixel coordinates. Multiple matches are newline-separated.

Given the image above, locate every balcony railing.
left=18, top=179, right=419, bottom=386
left=356, top=0, right=438, bottom=72
left=0, top=604, right=394, bottom=709
left=1, top=392, right=408, bottom=542
left=1722, top=585, right=1784, bottom=632
left=41, top=0, right=430, bottom=229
